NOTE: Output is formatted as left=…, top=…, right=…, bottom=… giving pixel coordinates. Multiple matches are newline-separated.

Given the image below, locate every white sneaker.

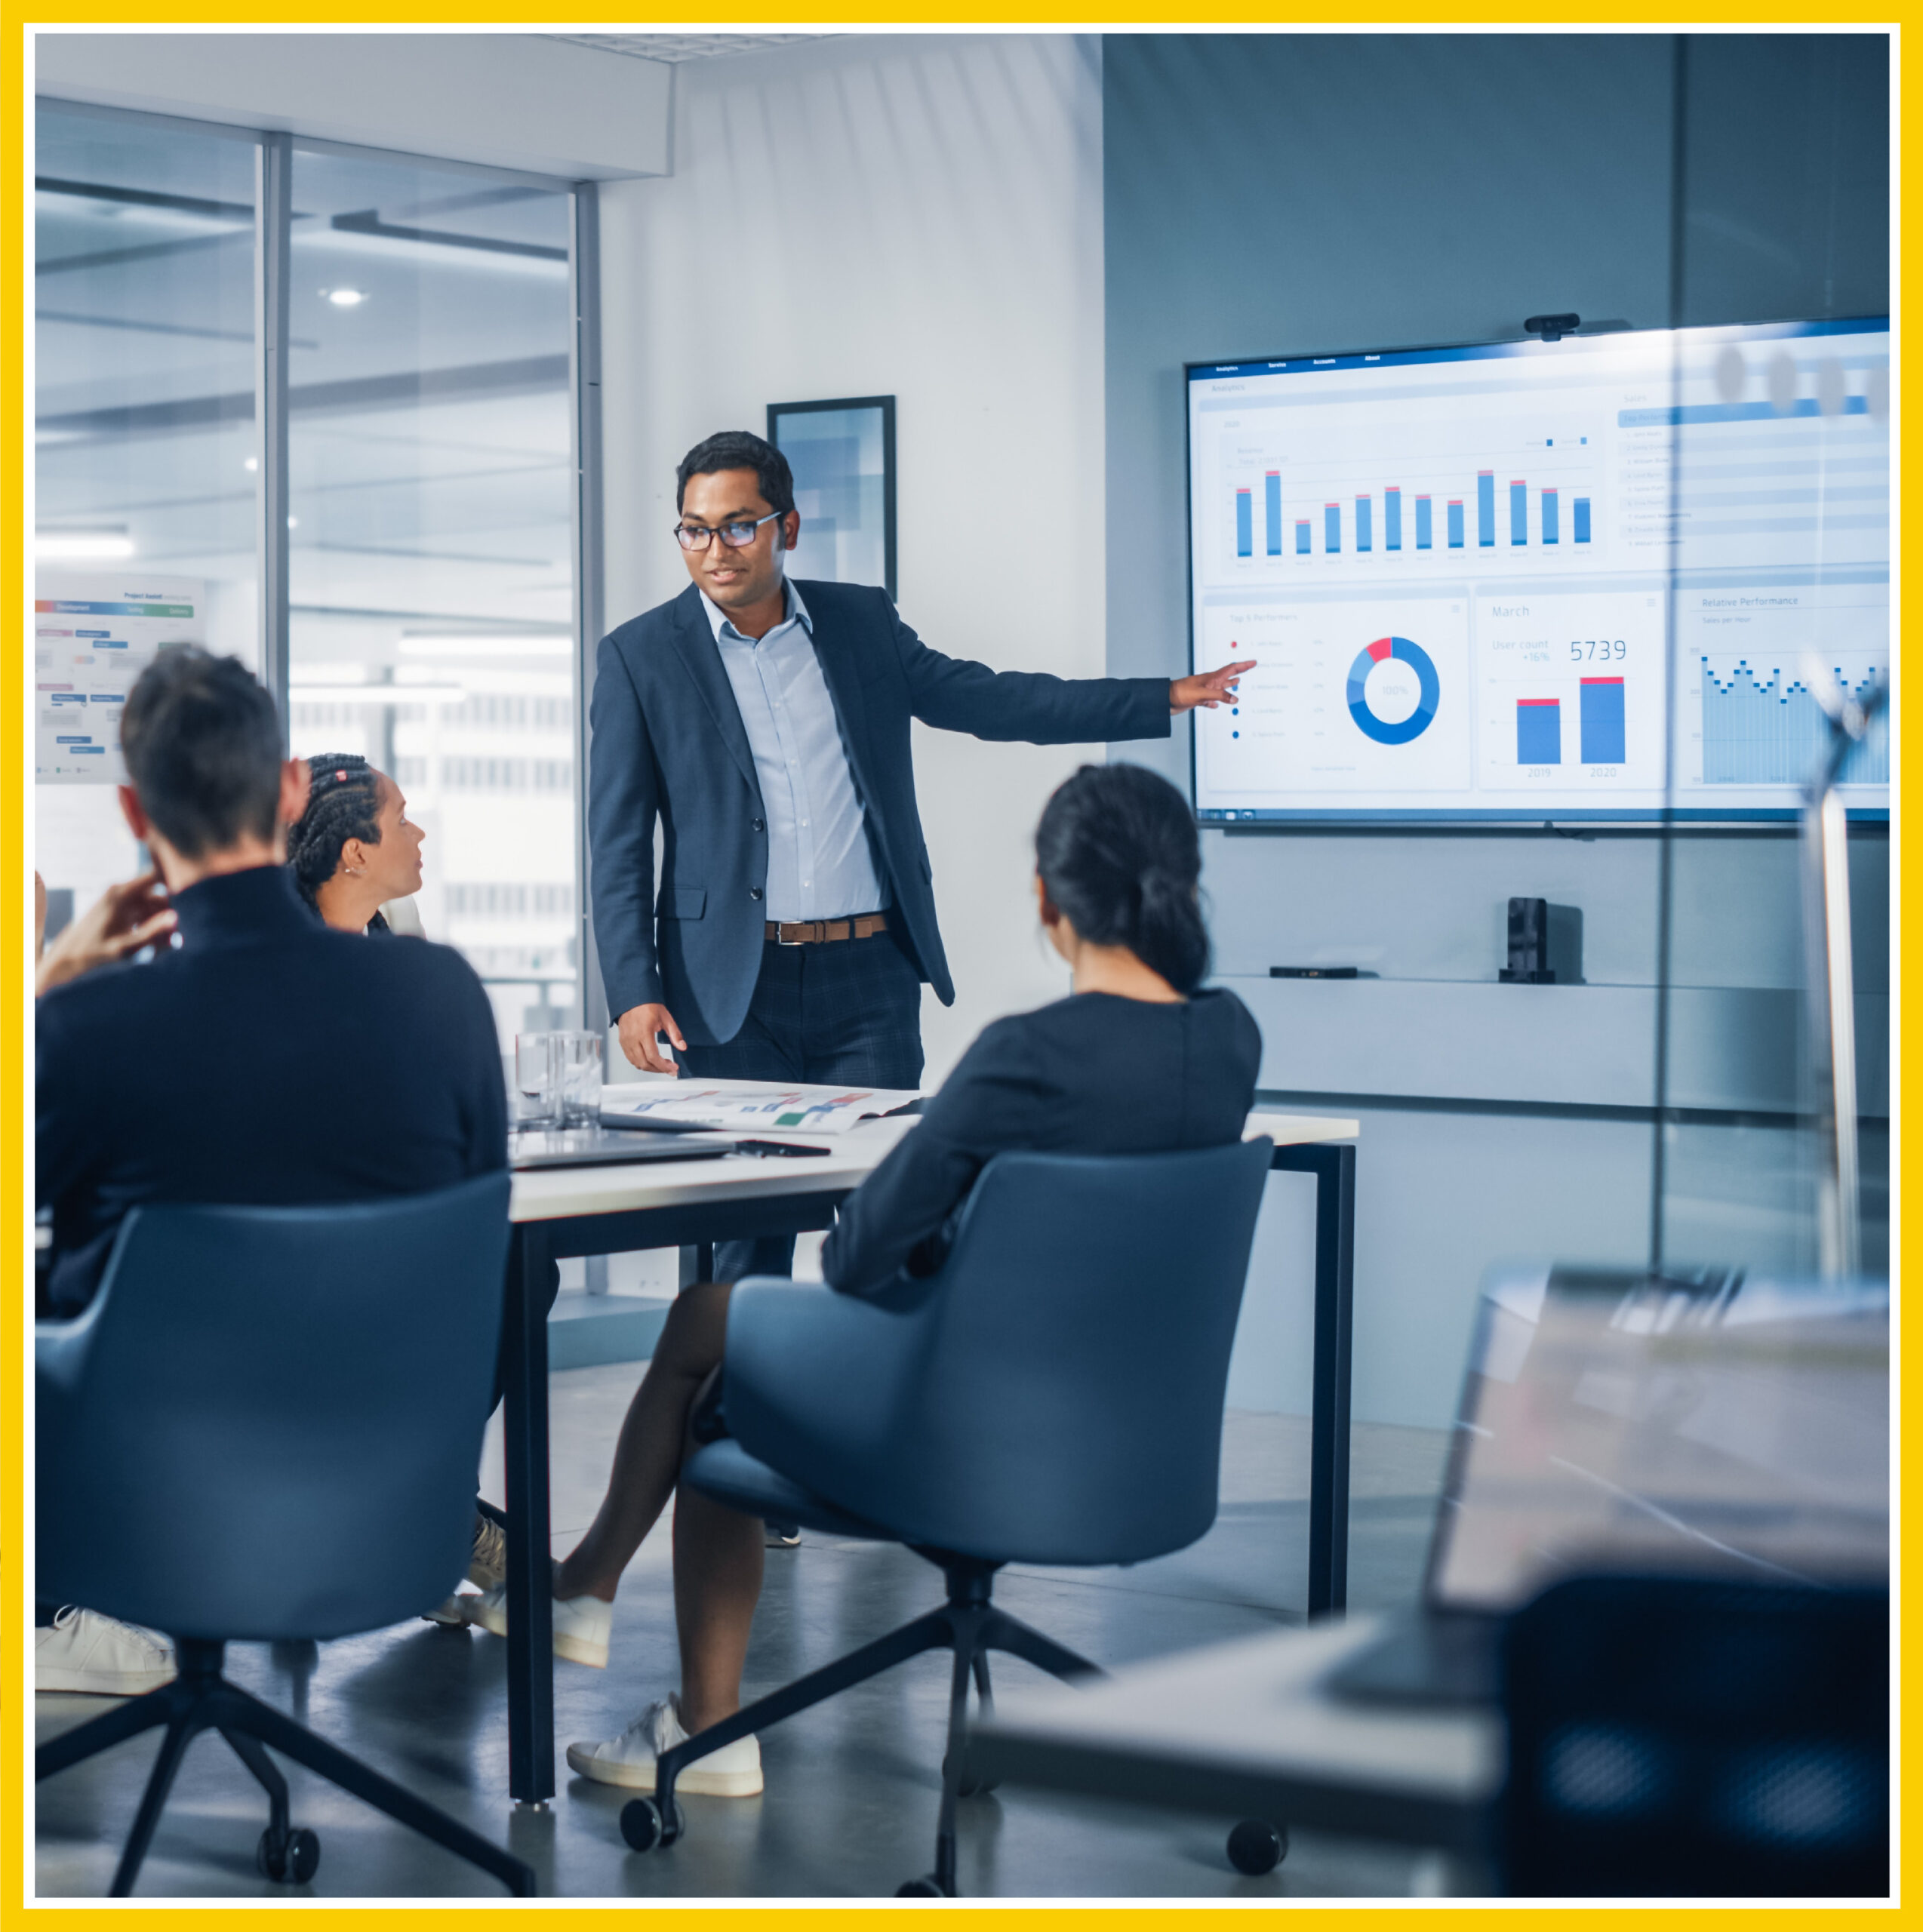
left=567, top=1695, right=762, bottom=1796
left=423, top=1515, right=510, bottom=1626
left=468, top=1564, right=613, bottom=1669
left=36, top=1607, right=177, bottom=1697
left=467, top=1515, right=507, bottom=1591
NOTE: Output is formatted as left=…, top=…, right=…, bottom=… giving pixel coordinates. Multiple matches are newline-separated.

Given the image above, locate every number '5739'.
left=1570, top=639, right=1628, bottom=661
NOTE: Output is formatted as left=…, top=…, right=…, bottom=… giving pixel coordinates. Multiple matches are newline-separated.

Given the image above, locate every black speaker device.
left=1500, top=897, right=1556, bottom=983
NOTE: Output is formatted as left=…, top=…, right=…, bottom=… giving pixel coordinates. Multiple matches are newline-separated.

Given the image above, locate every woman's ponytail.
left=1132, top=860, right=1210, bottom=994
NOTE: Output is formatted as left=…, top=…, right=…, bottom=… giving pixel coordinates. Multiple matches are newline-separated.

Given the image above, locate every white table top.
left=509, top=1114, right=917, bottom=1223
left=511, top=1094, right=1358, bottom=1225
left=971, top=1616, right=1500, bottom=1847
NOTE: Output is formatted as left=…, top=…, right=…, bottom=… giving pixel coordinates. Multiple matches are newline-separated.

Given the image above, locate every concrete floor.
left=35, top=1367, right=1450, bottom=1900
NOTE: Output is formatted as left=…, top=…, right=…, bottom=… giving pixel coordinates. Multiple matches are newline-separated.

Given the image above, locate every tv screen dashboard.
left=1186, top=316, right=1889, bottom=823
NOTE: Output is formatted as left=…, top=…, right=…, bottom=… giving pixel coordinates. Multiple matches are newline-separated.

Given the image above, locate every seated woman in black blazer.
left=468, top=762, right=1261, bottom=1797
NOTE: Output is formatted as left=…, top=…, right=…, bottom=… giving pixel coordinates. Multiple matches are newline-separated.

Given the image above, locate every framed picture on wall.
left=767, top=395, right=897, bottom=601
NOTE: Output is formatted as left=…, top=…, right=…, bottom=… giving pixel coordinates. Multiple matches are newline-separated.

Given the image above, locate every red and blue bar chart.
left=1230, top=472, right=1592, bottom=558
left=1579, top=677, right=1625, bottom=763
left=1513, top=681, right=1626, bottom=767
left=1515, top=697, right=1561, bottom=764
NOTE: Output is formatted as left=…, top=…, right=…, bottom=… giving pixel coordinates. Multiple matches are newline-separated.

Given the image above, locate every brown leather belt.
left=766, top=912, right=889, bottom=946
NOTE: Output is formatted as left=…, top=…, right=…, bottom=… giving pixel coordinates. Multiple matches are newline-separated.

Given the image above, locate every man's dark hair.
left=118, top=647, right=285, bottom=860
left=675, top=430, right=795, bottom=519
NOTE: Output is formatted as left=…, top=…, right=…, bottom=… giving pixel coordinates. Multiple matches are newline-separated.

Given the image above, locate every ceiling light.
left=399, top=635, right=572, bottom=658
left=245, top=456, right=259, bottom=472
left=324, top=288, right=367, bottom=307
left=36, top=533, right=135, bottom=560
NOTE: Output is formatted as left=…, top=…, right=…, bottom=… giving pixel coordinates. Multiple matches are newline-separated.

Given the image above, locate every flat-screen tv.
left=1186, top=317, right=1889, bottom=822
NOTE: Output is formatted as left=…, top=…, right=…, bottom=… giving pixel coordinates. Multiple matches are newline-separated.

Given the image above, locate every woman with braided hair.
left=286, top=752, right=426, bottom=934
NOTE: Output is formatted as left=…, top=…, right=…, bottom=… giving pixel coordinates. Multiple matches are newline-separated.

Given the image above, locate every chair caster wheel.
left=257, top=1826, right=321, bottom=1884
left=620, top=1795, right=682, bottom=1853
left=1226, top=1819, right=1287, bottom=1875
left=896, top=1875, right=951, bottom=1897
left=942, top=1752, right=999, bottom=1798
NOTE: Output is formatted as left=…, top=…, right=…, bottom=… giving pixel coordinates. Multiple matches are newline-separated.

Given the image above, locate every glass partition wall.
left=1653, top=36, right=1891, bottom=1285
left=32, top=104, right=589, bottom=1050
left=284, top=147, right=577, bottom=1044
left=34, top=106, right=259, bottom=913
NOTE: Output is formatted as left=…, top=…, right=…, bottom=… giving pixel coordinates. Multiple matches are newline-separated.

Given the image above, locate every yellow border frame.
left=2, top=11, right=1903, bottom=1924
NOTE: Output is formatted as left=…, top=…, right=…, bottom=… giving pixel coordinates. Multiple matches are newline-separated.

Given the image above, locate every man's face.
left=676, top=468, right=799, bottom=612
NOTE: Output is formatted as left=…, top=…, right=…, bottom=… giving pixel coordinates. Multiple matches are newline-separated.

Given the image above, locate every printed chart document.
left=35, top=574, right=205, bottom=782
left=600, top=1081, right=922, bottom=1136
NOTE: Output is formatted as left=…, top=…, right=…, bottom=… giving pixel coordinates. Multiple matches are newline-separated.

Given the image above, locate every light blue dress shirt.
left=701, top=578, right=889, bottom=923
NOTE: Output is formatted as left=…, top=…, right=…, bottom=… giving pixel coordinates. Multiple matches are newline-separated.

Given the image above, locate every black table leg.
left=1270, top=1143, right=1356, bottom=1620
left=503, top=1223, right=555, bottom=1804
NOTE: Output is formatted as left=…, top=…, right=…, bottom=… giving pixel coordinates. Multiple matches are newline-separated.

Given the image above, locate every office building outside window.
left=284, top=148, right=577, bottom=1043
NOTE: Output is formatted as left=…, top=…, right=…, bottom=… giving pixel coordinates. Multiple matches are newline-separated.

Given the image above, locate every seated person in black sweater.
left=35, top=649, right=506, bottom=1695
left=463, top=762, right=1260, bottom=1798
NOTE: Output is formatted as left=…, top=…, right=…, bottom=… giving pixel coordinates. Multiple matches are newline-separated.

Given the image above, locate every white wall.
left=597, top=32, right=1106, bottom=1081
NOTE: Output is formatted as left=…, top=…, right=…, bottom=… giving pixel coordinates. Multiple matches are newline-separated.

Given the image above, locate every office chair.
left=1502, top=1575, right=1888, bottom=1897
left=36, top=1176, right=537, bottom=1898
left=615, top=1139, right=1275, bottom=1897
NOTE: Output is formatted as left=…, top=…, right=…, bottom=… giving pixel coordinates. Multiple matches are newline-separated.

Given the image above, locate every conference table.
left=498, top=1100, right=1358, bottom=1805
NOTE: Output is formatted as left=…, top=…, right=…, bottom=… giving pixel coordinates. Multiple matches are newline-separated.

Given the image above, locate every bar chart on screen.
left=1672, top=586, right=1890, bottom=797
left=1208, top=414, right=1604, bottom=579
left=1475, top=590, right=1665, bottom=792
left=1696, top=655, right=1889, bottom=786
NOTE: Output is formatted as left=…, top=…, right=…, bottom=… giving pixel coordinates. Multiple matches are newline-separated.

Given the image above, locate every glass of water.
left=514, top=1032, right=562, bottom=1128
left=558, top=1031, right=605, bottom=1128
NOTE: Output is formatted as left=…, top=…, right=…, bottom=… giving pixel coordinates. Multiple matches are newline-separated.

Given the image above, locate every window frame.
left=34, top=95, right=602, bottom=1030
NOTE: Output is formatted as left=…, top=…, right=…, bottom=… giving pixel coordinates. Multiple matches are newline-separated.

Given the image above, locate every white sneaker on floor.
left=468, top=1564, right=613, bottom=1669
left=468, top=1515, right=507, bottom=1591
left=423, top=1514, right=509, bottom=1626
left=567, top=1695, right=762, bottom=1796
left=36, top=1607, right=177, bottom=1696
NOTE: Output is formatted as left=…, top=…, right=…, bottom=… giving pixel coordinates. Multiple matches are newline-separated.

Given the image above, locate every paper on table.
left=599, top=1081, right=923, bottom=1135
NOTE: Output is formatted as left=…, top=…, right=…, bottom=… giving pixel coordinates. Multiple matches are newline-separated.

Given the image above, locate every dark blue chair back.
left=1503, top=1575, right=1889, bottom=1897
left=37, top=1174, right=512, bottom=1643
left=725, top=1139, right=1273, bottom=1566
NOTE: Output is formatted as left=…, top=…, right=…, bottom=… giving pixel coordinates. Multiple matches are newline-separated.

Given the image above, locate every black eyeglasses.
left=673, top=509, right=782, bottom=552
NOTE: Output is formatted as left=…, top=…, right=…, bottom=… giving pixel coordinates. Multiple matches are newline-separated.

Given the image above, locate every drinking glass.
left=514, top=1032, right=562, bottom=1128
left=558, top=1031, right=605, bottom=1127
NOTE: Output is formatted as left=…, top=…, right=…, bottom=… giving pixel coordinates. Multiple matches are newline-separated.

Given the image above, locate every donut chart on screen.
left=1346, top=635, right=1441, bottom=745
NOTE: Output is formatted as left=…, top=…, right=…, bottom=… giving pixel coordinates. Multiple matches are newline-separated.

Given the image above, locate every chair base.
left=36, top=1637, right=535, bottom=1898
left=623, top=1554, right=1101, bottom=1897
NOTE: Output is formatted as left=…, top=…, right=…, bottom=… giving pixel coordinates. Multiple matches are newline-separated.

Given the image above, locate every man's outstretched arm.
left=894, top=609, right=1250, bottom=743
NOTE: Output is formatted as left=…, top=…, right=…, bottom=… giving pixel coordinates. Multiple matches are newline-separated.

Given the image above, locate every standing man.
left=589, top=429, right=1247, bottom=1275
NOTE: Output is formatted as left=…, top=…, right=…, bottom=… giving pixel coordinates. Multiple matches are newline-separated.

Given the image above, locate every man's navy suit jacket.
left=588, top=579, right=1173, bottom=1045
